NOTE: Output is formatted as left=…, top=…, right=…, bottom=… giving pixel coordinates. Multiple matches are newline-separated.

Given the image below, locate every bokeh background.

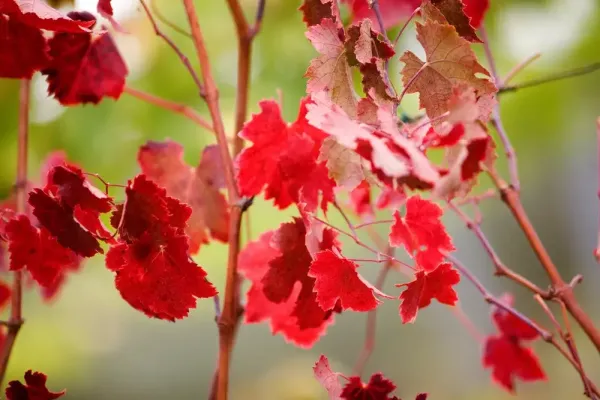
left=1, top=0, right=600, bottom=399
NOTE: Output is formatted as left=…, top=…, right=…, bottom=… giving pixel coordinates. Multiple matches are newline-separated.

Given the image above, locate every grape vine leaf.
left=305, top=18, right=358, bottom=117
left=0, top=0, right=93, bottom=32
left=399, top=18, right=496, bottom=121
left=397, top=262, right=460, bottom=323
left=343, top=0, right=421, bottom=29
left=389, top=195, right=454, bottom=271
left=423, top=0, right=481, bottom=43
left=106, top=175, right=217, bottom=321
left=313, top=355, right=343, bottom=400
left=236, top=99, right=335, bottom=212
left=309, top=250, right=392, bottom=312
left=299, top=0, right=337, bottom=27
left=239, top=230, right=333, bottom=347
left=43, top=11, right=128, bottom=105
left=0, top=16, right=49, bottom=78
left=463, top=0, right=489, bottom=28
left=138, top=140, right=229, bottom=254
left=5, top=370, right=65, bottom=400
left=483, top=294, right=546, bottom=392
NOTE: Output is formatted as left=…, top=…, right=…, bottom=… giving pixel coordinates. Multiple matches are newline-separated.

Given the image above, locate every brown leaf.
left=305, top=18, right=358, bottom=117
left=423, top=0, right=481, bottom=42
left=399, top=20, right=496, bottom=121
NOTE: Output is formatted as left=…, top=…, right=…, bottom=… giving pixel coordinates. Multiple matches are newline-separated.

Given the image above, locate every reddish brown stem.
left=180, top=3, right=243, bottom=400
left=448, top=202, right=549, bottom=297
left=0, top=79, right=30, bottom=387
left=353, top=249, right=394, bottom=377
left=393, top=6, right=420, bottom=47
left=225, top=0, right=266, bottom=155
left=489, top=171, right=600, bottom=353
left=123, top=86, right=214, bottom=133
left=595, top=118, right=600, bottom=262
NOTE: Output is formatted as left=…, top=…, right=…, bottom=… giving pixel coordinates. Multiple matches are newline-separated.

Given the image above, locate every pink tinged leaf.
left=313, top=355, right=343, bottom=400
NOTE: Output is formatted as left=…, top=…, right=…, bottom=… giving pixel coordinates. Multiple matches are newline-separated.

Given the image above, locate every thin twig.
left=488, top=170, right=600, bottom=353
left=369, top=0, right=387, bottom=39
left=139, top=0, right=205, bottom=97
left=393, top=6, right=420, bottom=47
left=150, top=0, right=193, bottom=38
left=502, top=52, right=541, bottom=86
left=448, top=255, right=600, bottom=396
left=353, top=248, right=394, bottom=377
left=123, top=86, right=214, bottom=133
left=500, top=62, right=600, bottom=94
left=480, top=24, right=520, bottom=191
left=0, top=79, right=30, bottom=387
left=447, top=202, right=549, bottom=297
left=180, top=4, right=244, bottom=400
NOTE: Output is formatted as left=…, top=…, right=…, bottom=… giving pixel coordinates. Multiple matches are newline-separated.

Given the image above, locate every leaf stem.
left=0, top=79, right=30, bottom=387
left=594, top=118, right=600, bottom=263
left=123, top=86, right=214, bottom=133
left=393, top=6, right=420, bottom=47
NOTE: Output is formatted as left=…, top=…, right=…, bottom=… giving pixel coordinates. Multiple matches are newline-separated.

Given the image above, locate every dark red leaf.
left=299, top=0, right=336, bottom=27
left=0, top=15, right=49, bottom=78
left=483, top=335, right=546, bottom=393
left=389, top=195, right=454, bottom=271
left=239, top=231, right=333, bottom=347
left=46, top=165, right=113, bottom=213
left=397, top=262, right=460, bottom=323
left=309, top=250, right=389, bottom=312
left=0, top=0, right=93, bottom=33
left=29, top=189, right=103, bottom=257
left=5, top=370, right=65, bottom=400
left=138, top=140, right=229, bottom=253
left=341, top=372, right=396, bottom=400
left=43, top=15, right=128, bottom=105
left=426, top=0, right=481, bottom=42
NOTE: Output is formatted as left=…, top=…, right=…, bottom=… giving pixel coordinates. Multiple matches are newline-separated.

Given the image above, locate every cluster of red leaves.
left=483, top=295, right=546, bottom=392
left=238, top=214, right=392, bottom=347
left=314, top=355, right=428, bottom=400
left=0, top=0, right=127, bottom=105
left=390, top=196, right=460, bottom=323
left=5, top=370, right=64, bottom=400
left=0, top=148, right=219, bottom=320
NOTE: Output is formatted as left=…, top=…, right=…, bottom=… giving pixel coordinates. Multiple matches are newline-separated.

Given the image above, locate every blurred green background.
left=1, top=0, right=600, bottom=399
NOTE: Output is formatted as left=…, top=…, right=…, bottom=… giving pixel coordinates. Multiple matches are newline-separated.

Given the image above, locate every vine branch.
left=123, top=86, right=214, bottom=133
left=0, top=79, right=30, bottom=387
left=499, top=62, right=600, bottom=94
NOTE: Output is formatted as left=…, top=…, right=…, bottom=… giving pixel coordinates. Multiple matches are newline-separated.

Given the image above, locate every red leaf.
left=313, top=355, right=343, bottom=399
left=299, top=0, right=336, bottom=27
left=138, top=140, right=229, bottom=253
left=106, top=175, right=216, bottom=320
left=349, top=180, right=374, bottom=218
left=425, top=0, right=481, bottom=42
left=389, top=195, right=454, bottom=271
left=29, top=189, right=103, bottom=257
left=236, top=99, right=335, bottom=212
left=239, top=231, right=333, bottom=347
left=97, top=0, right=113, bottom=16
left=463, top=0, right=489, bottom=28
left=341, top=373, right=397, bottom=400
left=46, top=165, right=112, bottom=213
left=43, top=12, right=128, bottom=105
left=397, top=262, right=460, bottom=323
left=0, top=0, right=93, bottom=33
left=344, top=0, right=421, bottom=29
left=5, top=370, right=65, bottom=400
left=309, top=250, right=390, bottom=312
left=261, top=218, right=340, bottom=328
left=483, top=335, right=546, bottom=393
left=0, top=16, right=49, bottom=78
left=106, top=234, right=216, bottom=321
left=492, top=294, right=540, bottom=341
